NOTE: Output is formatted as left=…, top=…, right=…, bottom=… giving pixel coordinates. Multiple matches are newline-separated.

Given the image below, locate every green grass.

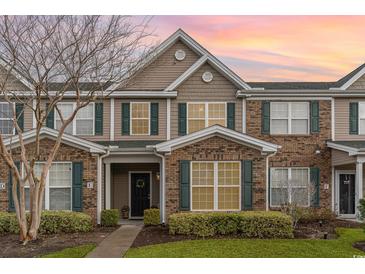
left=125, top=228, right=365, bottom=258
left=41, top=244, right=96, bottom=258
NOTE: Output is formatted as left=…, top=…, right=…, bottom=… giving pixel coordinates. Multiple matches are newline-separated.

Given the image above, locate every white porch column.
left=105, top=163, right=111, bottom=209
left=355, top=158, right=364, bottom=217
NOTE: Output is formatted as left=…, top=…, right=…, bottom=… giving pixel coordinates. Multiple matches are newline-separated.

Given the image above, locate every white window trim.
left=0, top=102, right=15, bottom=135
left=22, top=161, right=73, bottom=211
left=130, top=102, right=151, bottom=136
left=270, top=102, right=310, bottom=135
left=190, top=161, right=241, bottom=211
left=359, top=102, right=365, bottom=135
left=187, top=102, right=227, bottom=134
left=54, top=102, right=95, bottom=136
left=269, top=167, right=310, bottom=208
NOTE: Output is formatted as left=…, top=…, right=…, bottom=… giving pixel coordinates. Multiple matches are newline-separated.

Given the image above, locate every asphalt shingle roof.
left=95, top=140, right=163, bottom=149
left=330, top=141, right=365, bottom=150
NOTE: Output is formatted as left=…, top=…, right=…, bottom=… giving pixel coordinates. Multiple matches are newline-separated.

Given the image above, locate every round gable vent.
left=202, top=71, right=213, bottom=83
left=175, top=49, right=186, bottom=61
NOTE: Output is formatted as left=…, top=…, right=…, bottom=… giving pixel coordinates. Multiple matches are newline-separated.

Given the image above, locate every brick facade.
left=246, top=100, right=332, bottom=209
left=0, top=138, right=98, bottom=221
left=164, top=136, right=267, bottom=218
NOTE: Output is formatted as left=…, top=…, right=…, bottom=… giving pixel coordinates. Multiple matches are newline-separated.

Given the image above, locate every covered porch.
left=328, top=141, right=365, bottom=218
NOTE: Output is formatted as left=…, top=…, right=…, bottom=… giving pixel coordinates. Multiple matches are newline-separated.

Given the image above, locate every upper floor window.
left=0, top=102, right=14, bottom=135
left=131, top=102, right=150, bottom=135
left=359, top=102, right=365, bottom=134
left=55, top=103, right=94, bottom=135
left=270, top=102, right=309, bottom=135
left=187, top=102, right=226, bottom=134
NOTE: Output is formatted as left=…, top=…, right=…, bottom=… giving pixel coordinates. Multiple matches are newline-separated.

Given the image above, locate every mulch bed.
left=0, top=226, right=119, bottom=258
left=131, top=220, right=364, bottom=248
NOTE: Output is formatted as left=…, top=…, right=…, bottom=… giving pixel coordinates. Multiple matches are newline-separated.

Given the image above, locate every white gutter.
left=153, top=150, right=166, bottom=224
left=97, top=148, right=110, bottom=224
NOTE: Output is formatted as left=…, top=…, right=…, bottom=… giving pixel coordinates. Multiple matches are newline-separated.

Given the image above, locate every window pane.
left=188, top=104, right=205, bottom=119
left=49, top=188, right=71, bottom=210
left=360, top=119, right=365, bottom=135
left=131, top=103, right=149, bottom=119
left=291, top=119, right=308, bottom=134
left=208, top=103, right=225, bottom=119
left=25, top=188, right=45, bottom=211
left=291, top=168, right=308, bottom=187
left=271, top=120, right=288, bottom=134
left=76, top=120, right=93, bottom=135
left=0, top=103, right=13, bottom=119
left=49, top=163, right=72, bottom=187
left=291, top=102, right=308, bottom=119
left=56, top=104, right=73, bottom=120
left=292, top=188, right=309, bottom=206
left=191, top=162, right=214, bottom=186
left=192, top=187, right=214, bottom=210
left=77, top=104, right=94, bottom=119
left=188, top=119, right=205, bottom=133
left=271, top=169, right=288, bottom=188
left=131, top=119, right=149, bottom=135
left=218, top=162, right=240, bottom=186
left=0, top=120, right=13, bottom=134
left=271, top=102, right=288, bottom=119
left=208, top=119, right=225, bottom=127
left=218, top=187, right=240, bottom=210
left=271, top=188, right=288, bottom=206
left=359, top=103, right=365, bottom=119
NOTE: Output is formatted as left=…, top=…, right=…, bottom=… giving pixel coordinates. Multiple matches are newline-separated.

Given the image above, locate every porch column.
left=105, top=163, right=111, bottom=209
left=355, top=158, right=364, bottom=217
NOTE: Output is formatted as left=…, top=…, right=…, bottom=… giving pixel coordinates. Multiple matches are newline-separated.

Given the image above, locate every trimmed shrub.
left=0, top=211, right=93, bottom=234
left=144, top=208, right=160, bottom=226
left=300, top=208, right=336, bottom=223
left=101, top=209, right=120, bottom=227
left=358, top=199, right=365, bottom=220
left=169, top=211, right=293, bottom=238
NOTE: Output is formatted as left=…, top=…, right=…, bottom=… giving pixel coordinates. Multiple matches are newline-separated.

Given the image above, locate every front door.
left=130, top=173, right=150, bottom=218
left=339, top=173, right=356, bottom=215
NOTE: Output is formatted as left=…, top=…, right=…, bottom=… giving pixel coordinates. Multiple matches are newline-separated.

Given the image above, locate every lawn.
left=125, top=228, right=365, bottom=258
left=41, top=244, right=96, bottom=258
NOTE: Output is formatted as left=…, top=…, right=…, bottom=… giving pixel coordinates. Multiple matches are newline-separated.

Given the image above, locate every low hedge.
left=101, top=209, right=120, bottom=227
left=0, top=211, right=93, bottom=234
left=168, top=211, right=293, bottom=238
left=359, top=199, right=365, bottom=220
left=300, top=208, right=336, bottom=223
left=144, top=208, right=160, bottom=226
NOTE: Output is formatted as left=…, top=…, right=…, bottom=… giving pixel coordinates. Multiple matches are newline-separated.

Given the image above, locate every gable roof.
left=330, top=63, right=365, bottom=90
left=148, top=125, right=280, bottom=153
left=108, top=29, right=252, bottom=91
left=327, top=140, right=365, bottom=156
left=0, top=57, right=33, bottom=90
left=3, top=127, right=106, bottom=154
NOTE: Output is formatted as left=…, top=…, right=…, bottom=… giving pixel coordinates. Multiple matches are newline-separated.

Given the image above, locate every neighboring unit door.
left=130, top=173, right=150, bottom=217
left=339, top=173, right=356, bottom=216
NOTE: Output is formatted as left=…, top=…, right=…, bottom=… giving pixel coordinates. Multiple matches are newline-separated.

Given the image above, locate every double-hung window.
left=187, top=102, right=226, bottom=134
left=24, top=162, right=72, bottom=211
left=270, top=167, right=310, bottom=207
left=359, top=102, right=365, bottom=134
left=55, top=103, right=94, bottom=135
left=191, top=161, right=240, bottom=211
left=131, top=102, right=150, bottom=135
left=0, top=102, right=14, bottom=135
left=270, top=102, right=309, bottom=135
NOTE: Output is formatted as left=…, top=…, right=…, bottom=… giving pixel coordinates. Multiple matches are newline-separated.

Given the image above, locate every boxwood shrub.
left=0, top=211, right=93, bottom=234
left=144, top=208, right=160, bottom=226
left=300, top=208, right=336, bottom=223
left=101, top=209, right=120, bottom=227
left=168, top=211, right=293, bottom=238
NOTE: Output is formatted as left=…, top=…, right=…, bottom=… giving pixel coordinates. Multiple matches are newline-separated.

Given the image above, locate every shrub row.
left=144, top=208, right=160, bottom=226
left=359, top=199, right=365, bottom=220
left=0, top=211, right=93, bottom=234
left=101, top=209, right=120, bottom=227
left=299, top=208, right=336, bottom=223
left=169, top=211, right=294, bottom=238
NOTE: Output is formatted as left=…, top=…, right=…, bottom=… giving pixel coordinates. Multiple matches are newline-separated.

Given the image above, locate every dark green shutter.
left=150, top=103, right=159, bottom=135
left=8, top=161, right=20, bottom=212
left=310, top=167, right=320, bottom=207
left=262, top=101, right=270, bottom=134
left=72, top=162, right=83, bottom=212
left=94, top=102, right=103, bottom=135
left=349, top=102, right=359, bottom=135
left=121, top=103, right=130, bottom=135
left=310, top=101, right=320, bottom=133
left=242, top=160, right=253, bottom=210
left=178, top=103, right=187, bottom=136
left=227, top=103, right=235, bottom=130
left=15, top=103, right=24, bottom=132
left=46, top=103, right=54, bottom=128
left=180, top=160, right=190, bottom=211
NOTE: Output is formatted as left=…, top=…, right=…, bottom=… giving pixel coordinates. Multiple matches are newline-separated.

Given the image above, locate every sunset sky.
left=145, top=16, right=365, bottom=82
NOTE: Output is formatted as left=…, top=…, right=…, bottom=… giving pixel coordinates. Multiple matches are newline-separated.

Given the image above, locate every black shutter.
left=261, top=101, right=270, bottom=134
left=242, top=160, right=253, bottom=210
left=178, top=103, right=187, bottom=136
left=72, top=162, right=83, bottom=212
left=180, top=160, right=190, bottom=211
left=150, top=103, right=159, bottom=135
left=94, top=102, right=103, bottom=135
left=122, top=103, right=130, bottom=135
left=227, top=103, right=235, bottom=130
left=46, top=103, right=54, bottom=128
left=15, top=103, right=24, bottom=132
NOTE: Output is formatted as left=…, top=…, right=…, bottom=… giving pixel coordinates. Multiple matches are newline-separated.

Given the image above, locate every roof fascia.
left=0, top=58, right=33, bottom=90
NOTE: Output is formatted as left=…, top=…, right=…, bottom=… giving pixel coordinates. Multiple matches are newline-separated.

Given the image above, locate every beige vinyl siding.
left=334, top=98, right=365, bottom=140
left=119, top=40, right=200, bottom=90
left=0, top=66, right=30, bottom=91
left=348, top=74, right=365, bottom=90
left=23, top=103, right=33, bottom=131
left=171, top=63, right=242, bottom=138
left=114, top=99, right=167, bottom=140
left=331, top=149, right=356, bottom=166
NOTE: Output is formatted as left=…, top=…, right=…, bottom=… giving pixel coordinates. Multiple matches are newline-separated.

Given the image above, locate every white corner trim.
left=32, top=99, right=36, bottom=129
left=110, top=98, right=115, bottom=141
left=338, top=66, right=365, bottom=90
left=331, top=98, right=335, bottom=141
left=327, top=141, right=359, bottom=155
left=166, top=98, right=171, bottom=140
left=242, top=98, right=246, bottom=134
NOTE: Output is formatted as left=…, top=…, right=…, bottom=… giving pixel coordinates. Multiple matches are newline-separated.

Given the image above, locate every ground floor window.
left=24, top=162, right=72, bottom=210
left=270, top=167, right=310, bottom=207
left=191, top=161, right=240, bottom=211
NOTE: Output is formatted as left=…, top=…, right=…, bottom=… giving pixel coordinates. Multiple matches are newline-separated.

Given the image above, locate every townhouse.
left=0, top=29, right=364, bottom=224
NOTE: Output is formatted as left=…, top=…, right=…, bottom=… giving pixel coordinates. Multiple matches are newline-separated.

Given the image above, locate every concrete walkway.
left=87, top=222, right=143, bottom=258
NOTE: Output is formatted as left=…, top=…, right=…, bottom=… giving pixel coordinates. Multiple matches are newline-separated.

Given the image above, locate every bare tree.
left=0, top=15, right=153, bottom=242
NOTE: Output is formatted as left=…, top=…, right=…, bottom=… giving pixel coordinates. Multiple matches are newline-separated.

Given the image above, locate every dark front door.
left=339, top=173, right=356, bottom=215
left=130, top=173, right=150, bottom=217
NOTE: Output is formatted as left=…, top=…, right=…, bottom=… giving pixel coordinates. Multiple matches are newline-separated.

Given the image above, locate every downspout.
left=97, top=148, right=110, bottom=224
left=265, top=151, right=277, bottom=211
left=152, top=150, right=166, bottom=224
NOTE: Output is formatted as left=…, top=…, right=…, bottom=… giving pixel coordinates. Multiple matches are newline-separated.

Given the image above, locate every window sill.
left=269, top=134, right=312, bottom=137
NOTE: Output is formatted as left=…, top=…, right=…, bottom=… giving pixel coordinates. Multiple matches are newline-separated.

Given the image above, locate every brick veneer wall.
left=0, top=138, right=98, bottom=221
left=246, top=100, right=332, bottom=209
left=164, top=136, right=267, bottom=219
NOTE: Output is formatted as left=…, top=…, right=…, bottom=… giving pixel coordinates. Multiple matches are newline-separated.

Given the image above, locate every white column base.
left=355, top=160, right=364, bottom=218
left=105, top=163, right=111, bottom=209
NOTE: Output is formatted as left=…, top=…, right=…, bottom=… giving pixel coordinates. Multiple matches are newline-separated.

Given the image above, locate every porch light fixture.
left=315, top=145, right=321, bottom=154
left=156, top=172, right=160, bottom=182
